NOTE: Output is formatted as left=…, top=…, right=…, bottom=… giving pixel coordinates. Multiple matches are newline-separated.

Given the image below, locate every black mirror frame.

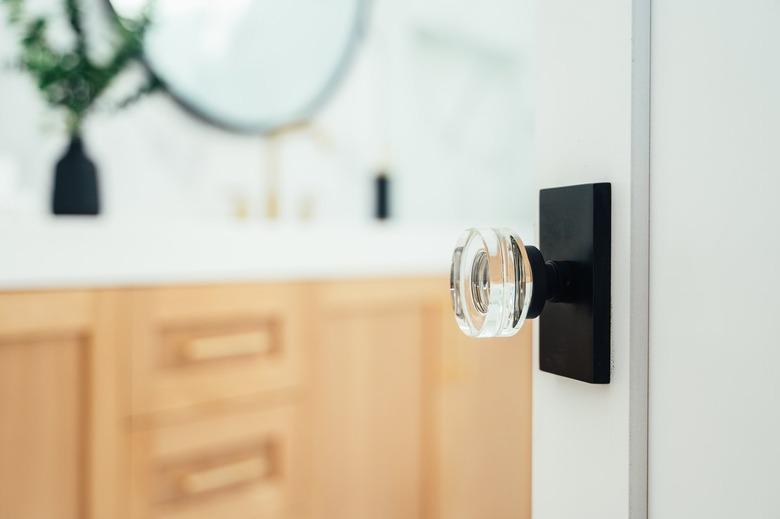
left=103, top=0, right=371, bottom=134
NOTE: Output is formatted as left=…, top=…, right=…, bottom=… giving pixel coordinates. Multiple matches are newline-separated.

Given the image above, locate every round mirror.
left=108, top=0, right=367, bottom=132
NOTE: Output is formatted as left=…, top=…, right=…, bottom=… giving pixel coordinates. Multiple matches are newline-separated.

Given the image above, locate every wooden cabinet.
left=0, top=291, right=124, bottom=519
left=434, top=317, right=532, bottom=519
left=125, top=284, right=308, bottom=519
left=126, top=284, right=306, bottom=416
left=131, top=405, right=300, bottom=519
left=308, top=279, right=440, bottom=519
left=308, top=278, right=531, bottom=519
left=0, top=278, right=531, bottom=519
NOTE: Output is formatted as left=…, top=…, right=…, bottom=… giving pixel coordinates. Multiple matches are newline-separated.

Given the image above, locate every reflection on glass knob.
left=450, top=228, right=575, bottom=338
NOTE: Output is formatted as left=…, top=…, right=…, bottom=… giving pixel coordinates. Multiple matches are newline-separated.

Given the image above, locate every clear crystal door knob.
left=452, top=184, right=612, bottom=383
left=450, top=229, right=532, bottom=337
left=450, top=228, right=574, bottom=338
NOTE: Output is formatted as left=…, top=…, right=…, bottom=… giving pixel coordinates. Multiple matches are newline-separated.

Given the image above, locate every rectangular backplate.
left=539, top=183, right=611, bottom=384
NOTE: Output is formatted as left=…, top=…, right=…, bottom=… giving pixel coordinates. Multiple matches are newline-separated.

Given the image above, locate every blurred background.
left=0, top=0, right=535, bottom=518
left=0, top=0, right=534, bottom=226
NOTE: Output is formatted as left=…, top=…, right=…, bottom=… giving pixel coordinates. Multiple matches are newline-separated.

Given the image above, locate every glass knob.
left=450, top=228, right=578, bottom=338
left=449, top=228, right=534, bottom=338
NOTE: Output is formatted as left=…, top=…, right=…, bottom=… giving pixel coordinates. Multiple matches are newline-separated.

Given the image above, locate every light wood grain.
left=309, top=278, right=532, bottom=519
left=179, top=456, right=270, bottom=495
left=0, top=278, right=532, bottom=519
left=0, top=290, right=126, bottom=519
left=0, top=336, right=85, bottom=519
left=179, top=329, right=273, bottom=363
left=132, top=404, right=297, bottom=519
left=0, top=290, right=92, bottom=337
left=308, top=281, right=440, bottom=519
left=89, top=290, right=128, bottom=519
left=128, top=284, right=305, bottom=416
left=434, top=319, right=532, bottom=519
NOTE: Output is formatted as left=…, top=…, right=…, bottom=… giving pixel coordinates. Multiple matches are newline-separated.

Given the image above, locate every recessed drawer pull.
left=180, top=330, right=273, bottom=362
left=179, top=456, right=270, bottom=495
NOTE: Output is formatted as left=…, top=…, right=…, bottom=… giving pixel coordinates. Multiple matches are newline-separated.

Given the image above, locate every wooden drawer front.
left=176, top=328, right=273, bottom=363
left=130, top=285, right=303, bottom=415
left=134, top=406, right=296, bottom=519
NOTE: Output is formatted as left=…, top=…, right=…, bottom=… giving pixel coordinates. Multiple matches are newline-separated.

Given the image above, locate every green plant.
left=1, top=0, right=160, bottom=134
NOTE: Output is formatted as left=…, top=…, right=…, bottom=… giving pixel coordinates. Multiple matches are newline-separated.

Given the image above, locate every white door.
left=650, top=1, right=780, bottom=518
left=533, top=1, right=649, bottom=518
left=534, top=1, right=780, bottom=518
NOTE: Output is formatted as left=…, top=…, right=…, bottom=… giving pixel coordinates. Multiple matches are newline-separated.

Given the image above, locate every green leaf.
left=3, top=0, right=157, bottom=131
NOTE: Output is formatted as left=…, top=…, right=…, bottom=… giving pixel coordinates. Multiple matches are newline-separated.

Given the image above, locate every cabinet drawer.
left=129, top=284, right=304, bottom=415
left=132, top=406, right=298, bottom=519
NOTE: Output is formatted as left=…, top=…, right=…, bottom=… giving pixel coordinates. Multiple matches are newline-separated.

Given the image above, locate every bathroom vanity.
left=0, top=224, right=531, bottom=519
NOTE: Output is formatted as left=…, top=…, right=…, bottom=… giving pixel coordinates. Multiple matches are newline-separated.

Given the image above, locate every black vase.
left=52, top=135, right=100, bottom=215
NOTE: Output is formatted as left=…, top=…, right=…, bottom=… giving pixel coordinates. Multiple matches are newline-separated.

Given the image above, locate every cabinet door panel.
left=0, top=290, right=124, bottom=519
left=310, top=278, right=532, bottom=519
left=0, top=337, right=86, bottom=519
left=435, top=324, right=532, bottom=519
left=310, top=296, right=428, bottom=519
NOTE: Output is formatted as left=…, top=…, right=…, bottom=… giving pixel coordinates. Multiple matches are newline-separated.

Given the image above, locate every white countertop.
left=0, top=221, right=474, bottom=290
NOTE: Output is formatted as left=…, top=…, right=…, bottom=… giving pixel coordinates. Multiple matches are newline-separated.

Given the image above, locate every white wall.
left=379, top=0, right=535, bottom=228
left=650, top=1, right=780, bottom=517
left=0, top=0, right=369, bottom=222
left=0, top=0, right=535, bottom=227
